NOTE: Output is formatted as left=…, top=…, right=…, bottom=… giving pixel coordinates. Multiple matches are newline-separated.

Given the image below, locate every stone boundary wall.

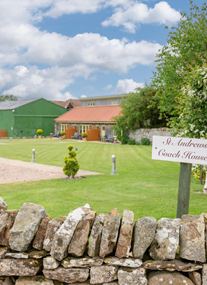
left=0, top=197, right=206, bottom=285
left=129, top=128, right=172, bottom=143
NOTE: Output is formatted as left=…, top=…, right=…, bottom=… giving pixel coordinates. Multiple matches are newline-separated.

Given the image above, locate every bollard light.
left=10, top=137, right=12, bottom=144
left=31, top=149, right=35, bottom=163
left=59, top=137, right=61, bottom=143
left=111, top=154, right=116, bottom=175
left=35, top=135, right=36, bottom=140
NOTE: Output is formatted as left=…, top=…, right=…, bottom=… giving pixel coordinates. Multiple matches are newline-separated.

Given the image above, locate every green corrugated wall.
left=0, top=98, right=67, bottom=137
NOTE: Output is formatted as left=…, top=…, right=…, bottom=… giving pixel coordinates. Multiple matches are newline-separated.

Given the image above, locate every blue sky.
left=0, top=0, right=205, bottom=101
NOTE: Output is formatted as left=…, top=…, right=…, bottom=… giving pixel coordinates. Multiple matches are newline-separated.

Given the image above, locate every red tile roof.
left=55, top=106, right=122, bottom=123
left=60, top=99, right=81, bottom=108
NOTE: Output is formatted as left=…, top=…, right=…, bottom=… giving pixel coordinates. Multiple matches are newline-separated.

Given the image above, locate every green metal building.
left=0, top=98, right=67, bottom=137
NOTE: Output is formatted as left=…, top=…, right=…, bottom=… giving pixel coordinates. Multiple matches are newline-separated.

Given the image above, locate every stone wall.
left=129, top=128, right=172, bottom=143
left=0, top=197, right=206, bottom=285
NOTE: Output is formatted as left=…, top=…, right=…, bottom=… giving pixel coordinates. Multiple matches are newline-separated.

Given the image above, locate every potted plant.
left=60, top=131, right=66, bottom=139
left=36, top=129, right=43, bottom=138
left=82, top=132, right=88, bottom=141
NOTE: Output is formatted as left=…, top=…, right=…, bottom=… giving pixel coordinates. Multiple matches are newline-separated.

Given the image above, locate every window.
left=110, top=101, right=118, bottom=105
left=88, top=102, right=95, bottom=106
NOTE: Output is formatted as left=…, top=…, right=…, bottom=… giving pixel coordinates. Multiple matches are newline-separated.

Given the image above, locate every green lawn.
left=0, top=138, right=205, bottom=220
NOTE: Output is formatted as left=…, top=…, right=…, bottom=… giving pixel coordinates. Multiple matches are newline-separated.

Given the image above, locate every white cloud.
left=0, top=64, right=92, bottom=100
left=102, top=1, right=181, bottom=33
left=115, top=79, right=144, bottom=93
left=0, top=0, right=167, bottom=99
left=103, top=84, right=113, bottom=90
left=81, top=95, right=87, bottom=98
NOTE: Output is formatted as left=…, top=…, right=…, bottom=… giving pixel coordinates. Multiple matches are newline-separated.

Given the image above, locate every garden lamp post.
left=10, top=138, right=12, bottom=144
left=111, top=155, right=116, bottom=175
left=31, top=149, right=35, bottom=163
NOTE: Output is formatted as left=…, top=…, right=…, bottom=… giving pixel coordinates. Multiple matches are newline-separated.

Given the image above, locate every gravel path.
left=0, top=157, right=103, bottom=184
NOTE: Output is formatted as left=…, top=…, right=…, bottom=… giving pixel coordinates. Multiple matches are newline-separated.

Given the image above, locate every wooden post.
left=176, top=163, right=192, bottom=218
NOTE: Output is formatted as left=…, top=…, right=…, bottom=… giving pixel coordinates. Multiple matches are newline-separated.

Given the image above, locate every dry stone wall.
left=0, top=197, right=207, bottom=284
left=129, top=128, right=172, bottom=143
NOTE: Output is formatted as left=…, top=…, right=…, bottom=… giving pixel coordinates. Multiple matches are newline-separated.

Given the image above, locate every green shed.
left=0, top=98, right=67, bottom=137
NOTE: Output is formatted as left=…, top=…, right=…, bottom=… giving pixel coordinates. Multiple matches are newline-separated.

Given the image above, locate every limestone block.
left=43, top=256, right=60, bottom=270
left=149, top=218, right=181, bottom=260
left=180, top=215, right=206, bottom=263
left=28, top=249, right=48, bottom=259
left=143, top=259, right=202, bottom=272
left=33, top=216, right=51, bottom=250
left=0, top=259, right=42, bottom=276
left=104, top=256, right=142, bottom=268
left=115, top=210, right=134, bottom=258
left=62, top=256, right=103, bottom=268
left=43, top=217, right=65, bottom=252
left=68, top=211, right=96, bottom=256
left=5, top=252, right=29, bottom=259
left=0, top=198, right=7, bottom=211
left=9, top=203, right=47, bottom=251
left=90, top=265, right=118, bottom=284
left=50, top=204, right=92, bottom=261
left=133, top=216, right=156, bottom=259
left=0, top=210, right=18, bottom=246
left=99, top=209, right=120, bottom=258
left=43, top=268, right=89, bottom=283
left=88, top=213, right=105, bottom=257
left=0, top=277, right=14, bottom=285
left=0, top=247, right=10, bottom=258
left=202, top=264, right=207, bottom=285
left=148, top=271, right=194, bottom=285
left=188, top=271, right=201, bottom=285
left=118, top=267, right=147, bottom=285
left=16, top=276, right=61, bottom=285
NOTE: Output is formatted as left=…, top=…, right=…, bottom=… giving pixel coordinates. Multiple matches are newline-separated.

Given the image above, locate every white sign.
left=152, top=136, right=207, bottom=165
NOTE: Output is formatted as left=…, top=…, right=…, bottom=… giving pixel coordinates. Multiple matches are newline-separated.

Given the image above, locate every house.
left=54, top=105, right=122, bottom=141
left=54, top=94, right=127, bottom=141
left=51, top=99, right=81, bottom=110
left=0, top=98, right=67, bottom=138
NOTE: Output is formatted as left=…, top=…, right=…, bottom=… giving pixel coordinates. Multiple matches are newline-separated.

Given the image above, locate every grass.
left=0, top=138, right=205, bottom=220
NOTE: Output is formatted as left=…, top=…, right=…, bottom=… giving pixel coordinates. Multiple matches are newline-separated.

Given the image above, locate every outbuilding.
left=0, top=98, right=67, bottom=137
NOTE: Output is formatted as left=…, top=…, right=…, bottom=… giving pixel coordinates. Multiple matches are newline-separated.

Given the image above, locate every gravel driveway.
left=0, top=157, right=103, bottom=184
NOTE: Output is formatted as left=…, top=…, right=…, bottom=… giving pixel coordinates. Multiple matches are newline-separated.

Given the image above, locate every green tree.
left=0, top=95, right=17, bottom=101
left=113, top=86, right=167, bottom=140
left=171, top=65, right=207, bottom=138
left=63, top=145, right=79, bottom=179
left=152, top=0, right=207, bottom=119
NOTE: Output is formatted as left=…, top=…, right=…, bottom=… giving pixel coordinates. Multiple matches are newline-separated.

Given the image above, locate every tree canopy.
left=152, top=0, right=207, bottom=121
left=0, top=95, right=17, bottom=101
left=113, top=86, right=167, bottom=140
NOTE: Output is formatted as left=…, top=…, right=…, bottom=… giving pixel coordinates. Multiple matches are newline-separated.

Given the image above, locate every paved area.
left=0, top=157, right=103, bottom=184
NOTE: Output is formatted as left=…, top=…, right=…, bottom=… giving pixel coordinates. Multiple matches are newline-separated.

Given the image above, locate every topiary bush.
left=63, top=145, right=79, bottom=178
left=36, top=129, right=43, bottom=135
left=82, top=132, right=88, bottom=138
left=140, top=137, right=151, bottom=145
left=60, top=131, right=66, bottom=136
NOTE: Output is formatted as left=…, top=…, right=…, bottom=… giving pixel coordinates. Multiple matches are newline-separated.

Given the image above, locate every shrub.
left=63, top=145, right=79, bottom=178
left=120, top=135, right=129, bottom=144
left=36, top=129, right=43, bottom=135
left=127, top=138, right=136, bottom=145
left=192, top=164, right=206, bottom=184
left=60, top=131, right=66, bottom=136
left=82, top=132, right=88, bottom=138
left=140, top=137, right=151, bottom=145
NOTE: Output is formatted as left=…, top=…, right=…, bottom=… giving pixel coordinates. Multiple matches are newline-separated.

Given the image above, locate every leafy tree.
left=63, top=145, right=79, bottom=179
left=0, top=95, right=17, bottom=101
left=170, top=65, right=207, bottom=138
left=152, top=0, right=207, bottom=119
left=113, top=85, right=167, bottom=140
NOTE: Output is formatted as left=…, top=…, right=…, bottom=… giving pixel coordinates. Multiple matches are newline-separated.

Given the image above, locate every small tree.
left=63, top=145, right=79, bottom=178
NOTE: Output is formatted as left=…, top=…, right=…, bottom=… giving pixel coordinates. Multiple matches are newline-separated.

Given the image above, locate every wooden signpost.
left=152, top=136, right=207, bottom=218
